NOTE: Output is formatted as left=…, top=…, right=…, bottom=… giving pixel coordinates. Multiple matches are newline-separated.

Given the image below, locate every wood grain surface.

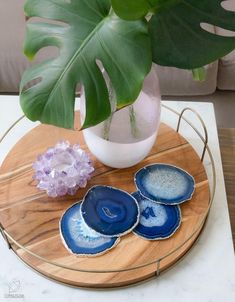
left=0, top=121, right=210, bottom=288
left=219, top=128, right=235, bottom=248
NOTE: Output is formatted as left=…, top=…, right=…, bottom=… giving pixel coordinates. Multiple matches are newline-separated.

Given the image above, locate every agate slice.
left=81, top=186, right=140, bottom=237
left=135, top=164, right=195, bottom=205
left=60, top=202, right=120, bottom=257
left=132, top=192, right=181, bottom=240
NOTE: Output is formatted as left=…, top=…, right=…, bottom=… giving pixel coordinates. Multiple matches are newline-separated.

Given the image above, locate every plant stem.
left=103, top=112, right=114, bottom=141
left=103, top=78, right=116, bottom=141
left=192, top=67, right=206, bottom=81
left=103, top=78, right=139, bottom=141
left=129, top=105, right=139, bottom=139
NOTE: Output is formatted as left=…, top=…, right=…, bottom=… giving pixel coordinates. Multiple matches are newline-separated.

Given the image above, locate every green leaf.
left=111, top=0, right=179, bottom=20
left=20, top=0, right=151, bottom=129
left=150, top=0, right=235, bottom=69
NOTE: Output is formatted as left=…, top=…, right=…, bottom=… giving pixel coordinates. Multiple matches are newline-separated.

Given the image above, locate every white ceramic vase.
left=80, top=65, right=161, bottom=168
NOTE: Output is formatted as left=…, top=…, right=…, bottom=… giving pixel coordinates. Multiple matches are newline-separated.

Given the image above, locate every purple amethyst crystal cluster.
left=33, top=141, right=94, bottom=197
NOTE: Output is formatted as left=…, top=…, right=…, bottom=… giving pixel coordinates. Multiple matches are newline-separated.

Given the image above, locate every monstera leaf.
left=150, top=0, right=235, bottom=68
left=20, top=0, right=151, bottom=129
left=112, top=0, right=235, bottom=69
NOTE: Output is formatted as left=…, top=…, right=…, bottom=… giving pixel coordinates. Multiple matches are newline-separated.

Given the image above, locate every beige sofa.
left=0, top=0, right=235, bottom=95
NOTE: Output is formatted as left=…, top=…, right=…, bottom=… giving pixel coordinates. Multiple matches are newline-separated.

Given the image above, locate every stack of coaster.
left=60, top=164, right=195, bottom=257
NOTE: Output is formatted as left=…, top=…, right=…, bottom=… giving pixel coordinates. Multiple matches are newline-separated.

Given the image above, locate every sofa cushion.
left=0, top=0, right=56, bottom=93
left=156, top=63, right=218, bottom=96
left=217, top=50, right=235, bottom=91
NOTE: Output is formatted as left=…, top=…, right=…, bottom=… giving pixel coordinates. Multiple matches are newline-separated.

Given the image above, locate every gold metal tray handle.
left=0, top=222, right=11, bottom=249
left=176, top=107, right=208, bottom=162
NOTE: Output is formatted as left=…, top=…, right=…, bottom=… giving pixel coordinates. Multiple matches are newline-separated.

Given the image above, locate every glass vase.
left=80, top=65, right=161, bottom=168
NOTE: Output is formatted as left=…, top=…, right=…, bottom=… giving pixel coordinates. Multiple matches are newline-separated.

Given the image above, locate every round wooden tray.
left=0, top=115, right=210, bottom=288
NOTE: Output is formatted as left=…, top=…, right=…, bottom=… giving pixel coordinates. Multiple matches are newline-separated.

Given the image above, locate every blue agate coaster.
left=81, top=186, right=140, bottom=237
left=135, top=164, right=195, bottom=205
left=132, top=192, right=181, bottom=240
left=60, top=202, right=120, bottom=257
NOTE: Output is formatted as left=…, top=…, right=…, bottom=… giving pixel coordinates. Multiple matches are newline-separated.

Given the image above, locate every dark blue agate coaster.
left=135, top=164, right=195, bottom=205
left=60, top=202, right=120, bottom=257
left=132, top=192, right=181, bottom=240
left=81, top=186, right=140, bottom=237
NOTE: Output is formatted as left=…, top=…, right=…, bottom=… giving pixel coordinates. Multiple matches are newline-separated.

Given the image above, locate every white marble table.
left=0, top=96, right=234, bottom=302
